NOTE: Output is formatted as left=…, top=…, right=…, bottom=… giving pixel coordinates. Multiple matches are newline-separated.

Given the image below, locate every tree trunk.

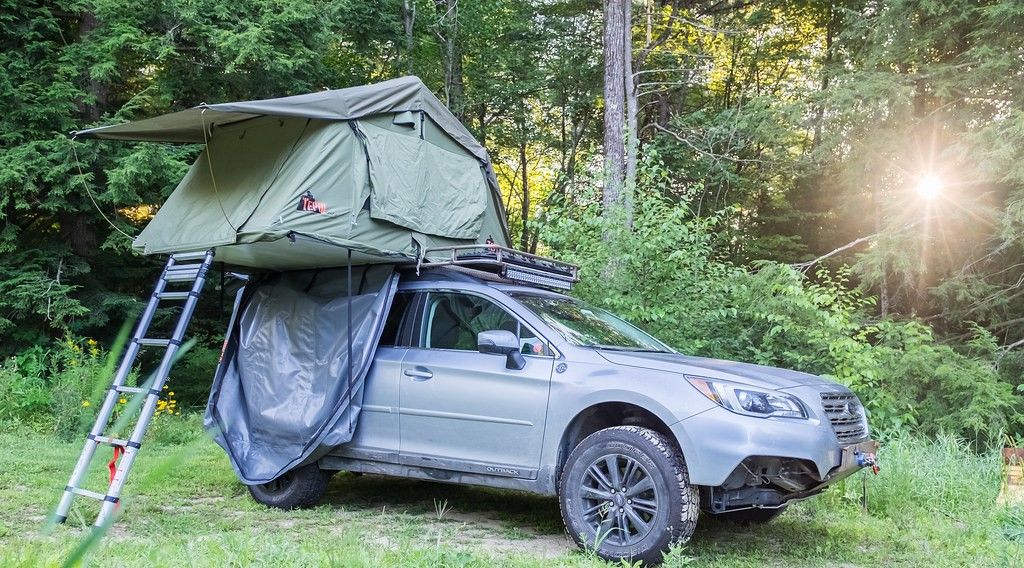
left=434, top=0, right=466, bottom=121
left=623, top=0, right=636, bottom=227
left=519, top=138, right=530, bottom=250
left=874, top=180, right=890, bottom=317
left=71, top=11, right=105, bottom=254
left=811, top=6, right=834, bottom=151
left=78, top=13, right=108, bottom=121
left=603, top=0, right=626, bottom=215
left=477, top=102, right=487, bottom=145
left=402, top=0, right=416, bottom=74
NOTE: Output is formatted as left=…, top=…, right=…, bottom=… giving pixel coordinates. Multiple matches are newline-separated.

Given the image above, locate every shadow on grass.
left=320, top=472, right=841, bottom=552
left=321, top=473, right=565, bottom=535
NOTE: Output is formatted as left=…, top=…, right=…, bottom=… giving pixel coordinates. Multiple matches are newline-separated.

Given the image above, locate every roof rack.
left=418, top=244, right=579, bottom=290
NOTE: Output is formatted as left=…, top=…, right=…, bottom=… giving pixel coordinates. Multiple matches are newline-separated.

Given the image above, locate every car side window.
left=421, top=292, right=549, bottom=356
left=377, top=292, right=415, bottom=347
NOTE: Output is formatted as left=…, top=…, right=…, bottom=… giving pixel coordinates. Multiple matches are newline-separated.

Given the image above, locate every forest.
left=4, top=0, right=1022, bottom=443
left=1, top=1, right=1023, bottom=566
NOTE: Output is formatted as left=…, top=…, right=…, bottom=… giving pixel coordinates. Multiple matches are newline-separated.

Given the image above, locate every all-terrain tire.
left=710, top=505, right=787, bottom=525
left=558, top=426, right=699, bottom=565
left=248, top=463, right=331, bottom=510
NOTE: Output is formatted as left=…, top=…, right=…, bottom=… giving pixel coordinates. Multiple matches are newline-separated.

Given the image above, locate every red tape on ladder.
left=108, top=445, right=124, bottom=509
left=108, top=445, right=124, bottom=483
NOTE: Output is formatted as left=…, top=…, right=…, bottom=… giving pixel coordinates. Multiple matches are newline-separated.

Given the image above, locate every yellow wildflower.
left=81, top=401, right=91, bottom=407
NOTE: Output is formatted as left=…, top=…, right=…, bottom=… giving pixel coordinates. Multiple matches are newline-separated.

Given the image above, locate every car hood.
left=595, top=351, right=836, bottom=390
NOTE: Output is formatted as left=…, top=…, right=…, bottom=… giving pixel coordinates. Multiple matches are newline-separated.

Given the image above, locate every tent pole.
left=347, top=249, right=354, bottom=432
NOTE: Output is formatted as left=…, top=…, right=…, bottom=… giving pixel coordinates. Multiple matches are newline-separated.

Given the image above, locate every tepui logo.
left=296, top=190, right=327, bottom=214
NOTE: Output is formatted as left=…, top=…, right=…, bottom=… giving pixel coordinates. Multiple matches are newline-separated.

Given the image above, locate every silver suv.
left=249, top=268, right=877, bottom=565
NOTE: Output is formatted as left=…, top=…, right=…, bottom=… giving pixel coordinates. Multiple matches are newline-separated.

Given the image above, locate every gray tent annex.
left=75, top=75, right=511, bottom=270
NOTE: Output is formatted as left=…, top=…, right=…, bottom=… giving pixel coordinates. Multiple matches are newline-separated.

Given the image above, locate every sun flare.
left=916, top=175, right=943, bottom=199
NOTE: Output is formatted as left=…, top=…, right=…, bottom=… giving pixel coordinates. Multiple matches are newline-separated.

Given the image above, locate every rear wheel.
left=559, top=426, right=698, bottom=565
left=248, top=463, right=330, bottom=509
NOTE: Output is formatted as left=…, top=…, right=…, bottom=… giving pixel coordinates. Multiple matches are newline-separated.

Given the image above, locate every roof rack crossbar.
left=418, top=244, right=579, bottom=290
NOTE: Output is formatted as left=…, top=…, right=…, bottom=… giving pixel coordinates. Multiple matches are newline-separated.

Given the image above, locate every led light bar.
left=502, top=265, right=574, bottom=290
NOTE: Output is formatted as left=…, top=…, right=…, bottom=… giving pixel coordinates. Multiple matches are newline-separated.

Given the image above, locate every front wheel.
left=248, top=463, right=330, bottom=509
left=558, top=426, right=699, bottom=565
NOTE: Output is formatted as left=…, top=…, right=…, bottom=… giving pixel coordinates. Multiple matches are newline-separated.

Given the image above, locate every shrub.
left=49, top=337, right=111, bottom=440
left=0, top=348, right=52, bottom=430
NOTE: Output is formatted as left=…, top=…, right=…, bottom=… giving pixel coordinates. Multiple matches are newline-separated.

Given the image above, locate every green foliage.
left=0, top=335, right=204, bottom=441
left=0, top=337, right=108, bottom=438
left=47, top=337, right=111, bottom=441
left=543, top=153, right=1023, bottom=443
left=169, top=339, right=221, bottom=408
left=0, top=350, right=53, bottom=430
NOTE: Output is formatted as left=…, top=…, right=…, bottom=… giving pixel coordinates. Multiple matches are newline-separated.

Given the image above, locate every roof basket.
left=418, top=244, right=579, bottom=290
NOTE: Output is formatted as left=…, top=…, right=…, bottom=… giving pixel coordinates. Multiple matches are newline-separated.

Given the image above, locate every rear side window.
left=378, top=292, right=414, bottom=347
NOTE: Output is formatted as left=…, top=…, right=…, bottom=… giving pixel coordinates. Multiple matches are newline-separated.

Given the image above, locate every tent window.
left=361, top=122, right=487, bottom=240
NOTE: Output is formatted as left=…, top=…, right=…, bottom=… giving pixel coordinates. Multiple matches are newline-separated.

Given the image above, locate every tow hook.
left=855, top=450, right=880, bottom=475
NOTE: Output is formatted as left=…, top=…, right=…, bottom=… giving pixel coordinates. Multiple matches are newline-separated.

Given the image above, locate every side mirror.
left=477, top=330, right=526, bottom=370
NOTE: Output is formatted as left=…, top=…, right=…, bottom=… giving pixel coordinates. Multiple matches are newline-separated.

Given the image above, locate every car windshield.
left=512, top=293, right=673, bottom=353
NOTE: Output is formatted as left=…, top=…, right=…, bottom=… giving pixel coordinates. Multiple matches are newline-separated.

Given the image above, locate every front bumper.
left=784, top=439, right=879, bottom=497
left=671, top=404, right=873, bottom=487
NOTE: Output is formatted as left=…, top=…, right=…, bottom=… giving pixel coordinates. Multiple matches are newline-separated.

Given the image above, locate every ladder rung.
left=93, top=435, right=131, bottom=447
left=171, top=251, right=210, bottom=262
left=114, top=386, right=144, bottom=394
left=163, top=267, right=202, bottom=282
left=137, top=338, right=171, bottom=347
left=156, top=291, right=192, bottom=300
left=70, top=487, right=106, bottom=501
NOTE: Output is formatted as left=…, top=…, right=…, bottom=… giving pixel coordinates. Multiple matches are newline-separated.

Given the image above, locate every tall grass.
left=868, top=434, right=1004, bottom=520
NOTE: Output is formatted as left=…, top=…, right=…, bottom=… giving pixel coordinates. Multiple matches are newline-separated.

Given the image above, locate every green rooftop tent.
left=71, top=77, right=512, bottom=486
left=75, top=75, right=511, bottom=270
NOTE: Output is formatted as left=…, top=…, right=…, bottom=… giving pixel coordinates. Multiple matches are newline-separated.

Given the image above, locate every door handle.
left=403, top=368, right=433, bottom=381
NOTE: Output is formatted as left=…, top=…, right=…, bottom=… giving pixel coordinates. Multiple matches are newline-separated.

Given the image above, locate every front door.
left=398, top=290, right=554, bottom=478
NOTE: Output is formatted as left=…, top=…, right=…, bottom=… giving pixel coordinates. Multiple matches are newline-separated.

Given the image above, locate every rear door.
left=343, top=292, right=417, bottom=463
left=398, top=290, right=555, bottom=478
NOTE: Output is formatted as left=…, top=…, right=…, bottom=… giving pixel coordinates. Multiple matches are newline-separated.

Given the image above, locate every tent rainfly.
left=75, top=76, right=511, bottom=270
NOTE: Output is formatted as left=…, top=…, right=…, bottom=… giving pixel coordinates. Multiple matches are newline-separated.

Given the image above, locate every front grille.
left=820, top=392, right=868, bottom=443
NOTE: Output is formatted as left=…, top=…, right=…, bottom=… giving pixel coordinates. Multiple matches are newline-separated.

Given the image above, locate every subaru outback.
left=248, top=267, right=877, bottom=565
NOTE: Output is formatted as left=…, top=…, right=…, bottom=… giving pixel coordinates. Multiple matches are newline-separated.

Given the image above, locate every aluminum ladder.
left=54, top=250, right=214, bottom=527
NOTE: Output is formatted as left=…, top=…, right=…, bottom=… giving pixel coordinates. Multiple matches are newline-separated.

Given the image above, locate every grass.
left=0, top=420, right=1021, bottom=567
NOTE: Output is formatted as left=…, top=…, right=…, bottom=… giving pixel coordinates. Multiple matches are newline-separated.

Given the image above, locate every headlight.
left=686, top=376, right=808, bottom=419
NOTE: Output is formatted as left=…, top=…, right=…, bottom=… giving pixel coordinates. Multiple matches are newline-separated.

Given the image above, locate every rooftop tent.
left=75, top=77, right=512, bottom=484
left=75, top=76, right=511, bottom=270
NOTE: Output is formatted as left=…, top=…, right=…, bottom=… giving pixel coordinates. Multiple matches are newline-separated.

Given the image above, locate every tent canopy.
left=77, top=76, right=510, bottom=270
